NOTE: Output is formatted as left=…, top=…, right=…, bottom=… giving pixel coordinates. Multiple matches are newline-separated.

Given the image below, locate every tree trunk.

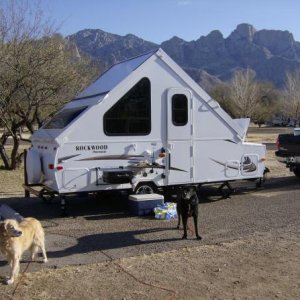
left=0, top=144, right=10, bottom=169
left=0, top=133, right=10, bottom=169
left=10, top=134, right=21, bottom=170
left=35, top=110, right=44, bottom=129
left=26, top=120, right=35, bottom=134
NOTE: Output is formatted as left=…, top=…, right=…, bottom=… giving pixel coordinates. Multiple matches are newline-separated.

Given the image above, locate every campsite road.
left=0, top=174, right=299, bottom=277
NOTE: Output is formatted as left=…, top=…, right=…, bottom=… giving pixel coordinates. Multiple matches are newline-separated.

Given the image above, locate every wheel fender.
left=134, top=181, right=157, bottom=194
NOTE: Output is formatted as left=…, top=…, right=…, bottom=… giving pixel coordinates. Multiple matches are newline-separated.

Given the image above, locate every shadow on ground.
left=47, top=227, right=180, bottom=258
left=0, top=176, right=299, bottom=220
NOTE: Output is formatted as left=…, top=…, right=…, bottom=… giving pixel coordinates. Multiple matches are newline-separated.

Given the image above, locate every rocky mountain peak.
left=206, top=30, right=224, bottom=40
left=165, top=36, right=187, bottom=45
left=68, top=28, right=157, bottom=65
left=253, top=29, right=297, bottom=58
left=197, top=30, right=224, bottom=48
left=229, top=23, right=256, bottom=42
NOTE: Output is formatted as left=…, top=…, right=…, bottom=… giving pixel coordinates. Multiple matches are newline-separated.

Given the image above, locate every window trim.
left=171, top=94, right=188, bottom=126
left=103, top=77, right=151, bottom=136
left=43, top=106, right=88, bottom=129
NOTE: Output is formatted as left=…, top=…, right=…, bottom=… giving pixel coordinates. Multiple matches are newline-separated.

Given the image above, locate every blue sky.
left=39, top=0, right=300, bottom=43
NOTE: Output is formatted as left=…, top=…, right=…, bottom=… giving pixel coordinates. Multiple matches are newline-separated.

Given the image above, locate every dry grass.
left=0, top=168, right=25, bottom=195
left=246, top=133, right=278, bottom=143
left=1, top=228, right=299, bottom=300
left=0, top=145, right=30, bottom=195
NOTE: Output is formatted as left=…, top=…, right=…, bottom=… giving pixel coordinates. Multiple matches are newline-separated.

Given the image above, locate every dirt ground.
left=1, top=126, right=300, bottom=299
left=1, top=227, right=299, bottom=300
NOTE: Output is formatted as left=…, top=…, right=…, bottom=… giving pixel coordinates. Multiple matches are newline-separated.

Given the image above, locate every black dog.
left=176, top=186, right=202, bottom=240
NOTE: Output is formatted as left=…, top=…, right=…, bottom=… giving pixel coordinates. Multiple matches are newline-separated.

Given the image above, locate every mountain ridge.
left=67, top=23, right=300, bottom=89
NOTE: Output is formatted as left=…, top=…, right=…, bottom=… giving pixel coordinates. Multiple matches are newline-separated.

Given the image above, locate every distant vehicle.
left=275, top=128, right=300, bottom=177
left=272, top=115, right=288, bottom=127
left=287, top=118, right=298, bottom=127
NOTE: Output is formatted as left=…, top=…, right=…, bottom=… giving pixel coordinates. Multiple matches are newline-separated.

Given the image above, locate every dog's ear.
left=3, top=220, right=15, bottom=232
left=3, top=220, right=9, bottom=232
left=0, top=222, right=6, bottom=234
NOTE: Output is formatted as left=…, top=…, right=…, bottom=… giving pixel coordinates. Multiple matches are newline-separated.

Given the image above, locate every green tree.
left=209, top=83, right=235, bottom=117
left=253, top=82, right=281, bottom=127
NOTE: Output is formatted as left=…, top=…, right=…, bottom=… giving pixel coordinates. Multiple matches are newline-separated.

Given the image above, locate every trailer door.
left=166, top=88, right=193, bottom=185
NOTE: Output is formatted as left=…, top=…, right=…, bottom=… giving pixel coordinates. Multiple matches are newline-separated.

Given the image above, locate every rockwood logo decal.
left=75, top=145, right=108, bottom=151
left=75, top=145, right=108, bottom=153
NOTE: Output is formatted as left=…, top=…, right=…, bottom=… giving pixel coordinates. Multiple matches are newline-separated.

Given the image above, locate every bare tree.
left=0, top=0, right=96, bottom=169
left=209, top=83, right=235, bottom=117
left=283, top=69, right=300, bottom=119
left=229, top=68, right=260, bottom=118
left=253, top=82, right=281, bottom=127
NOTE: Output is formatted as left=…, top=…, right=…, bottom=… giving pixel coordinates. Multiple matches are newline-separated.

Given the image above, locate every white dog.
left=0, top=218, right=47, bottom=284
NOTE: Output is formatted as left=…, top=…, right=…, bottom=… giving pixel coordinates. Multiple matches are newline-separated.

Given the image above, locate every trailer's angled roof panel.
left=73, top=49, right=158, bottom=100
left=72, top=47, right=245, bottom=138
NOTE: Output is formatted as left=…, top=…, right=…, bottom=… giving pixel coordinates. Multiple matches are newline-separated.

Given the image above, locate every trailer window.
left=43, top=106, right=87, bottom=129
left=104, top=77, right=151, bottom=136
left=172, top=94, right=188, bottom=126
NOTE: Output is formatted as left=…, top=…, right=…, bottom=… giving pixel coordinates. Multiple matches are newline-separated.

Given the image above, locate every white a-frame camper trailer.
left=24, top=48, right=266, bottom=200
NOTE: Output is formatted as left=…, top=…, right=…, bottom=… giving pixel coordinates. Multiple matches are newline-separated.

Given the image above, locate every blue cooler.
left=128, top=194, right=164, bottom=216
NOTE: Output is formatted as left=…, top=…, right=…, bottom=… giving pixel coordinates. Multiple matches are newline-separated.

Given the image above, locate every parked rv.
left=272, top=115, right=288, bottom=127
left=24, top=48, right=266, bottom=202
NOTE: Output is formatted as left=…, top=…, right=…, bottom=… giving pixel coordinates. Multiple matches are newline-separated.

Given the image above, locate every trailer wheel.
left=41, top=194, right=55, bottom=204
left=134, top=182, right=157, bottom=194
left=39, top=188, right=55, bottom=204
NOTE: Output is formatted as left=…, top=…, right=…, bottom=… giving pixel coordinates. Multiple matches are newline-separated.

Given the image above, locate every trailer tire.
left=134, top=182, right=157, bottom=194
left=41, top=194, right=55, bottom=204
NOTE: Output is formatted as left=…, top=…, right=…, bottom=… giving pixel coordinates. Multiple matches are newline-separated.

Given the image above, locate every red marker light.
left=276, top=137, right=280, bottom=150
left=56, top=166, right=64, bottom=170
left=48, top=164, right=54, bottom=170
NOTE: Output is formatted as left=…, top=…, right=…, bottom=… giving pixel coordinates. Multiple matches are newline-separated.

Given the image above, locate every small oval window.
left=172, top=94, right=188, bottom=126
